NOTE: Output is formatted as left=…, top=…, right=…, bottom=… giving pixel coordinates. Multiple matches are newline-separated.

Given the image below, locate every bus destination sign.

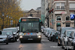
left=21, top=18, right=39, bottom=22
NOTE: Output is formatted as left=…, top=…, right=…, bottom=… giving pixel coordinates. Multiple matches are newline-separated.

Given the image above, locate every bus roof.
left=19, top=16, right=39, bottom=20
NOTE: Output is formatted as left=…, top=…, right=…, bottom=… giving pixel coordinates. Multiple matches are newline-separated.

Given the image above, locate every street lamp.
left=10, top=17, right=13, bottom=27
left=15, top=19, right=19, bottom=27
left=10, top=17, right=17, bottom=27
left=2, top=13, right=4, bottom=29
left=6, top=15, right=8, bottom=25
left=6, top=15, right=8, bottom=27
left=9, top=16, right=10, bottom=27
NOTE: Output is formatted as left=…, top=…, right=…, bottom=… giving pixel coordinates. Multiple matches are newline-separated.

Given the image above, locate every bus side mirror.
left=17, top=30, right=20, bottom=33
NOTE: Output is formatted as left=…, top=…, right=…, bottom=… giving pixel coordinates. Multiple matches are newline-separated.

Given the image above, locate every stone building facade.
left=47, top=0, right=75, bottom=30
left=25, top=9, right=41, bottom=19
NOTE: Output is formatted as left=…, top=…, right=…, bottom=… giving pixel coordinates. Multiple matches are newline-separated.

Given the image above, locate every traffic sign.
left=70, top=14, right=75, bottom=19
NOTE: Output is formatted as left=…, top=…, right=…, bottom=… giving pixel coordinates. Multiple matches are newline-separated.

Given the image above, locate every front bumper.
left=63, top=41, right=73, bottom=49
left=8, top=37, right=15, bottom=41
left=20, top=38, right=41, bottom=41
left=19, top=36, right=41, bottom=41
left=0, top=39, right=8, bottom=43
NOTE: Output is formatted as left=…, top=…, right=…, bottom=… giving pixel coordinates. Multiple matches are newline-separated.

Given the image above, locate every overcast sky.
left=20, top=0, right=41, bottom=11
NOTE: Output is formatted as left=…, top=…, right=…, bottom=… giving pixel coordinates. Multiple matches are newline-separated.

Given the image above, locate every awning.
left=57, top=23, right=61, bottom=25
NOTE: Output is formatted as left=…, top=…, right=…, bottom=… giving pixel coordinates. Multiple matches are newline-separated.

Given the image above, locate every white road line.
left=17, top=39, right=19, bottom=41
left=50, top=46, right=62, bottom=48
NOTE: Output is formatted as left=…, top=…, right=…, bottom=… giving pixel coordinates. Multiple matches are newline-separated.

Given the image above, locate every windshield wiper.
left=22, top=31, right=26, bottom=33
left=31, top=29, right=38, bottom=33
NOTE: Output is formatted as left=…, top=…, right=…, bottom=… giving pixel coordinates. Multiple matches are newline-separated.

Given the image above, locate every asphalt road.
left=0, top=33, right=63, bottom=50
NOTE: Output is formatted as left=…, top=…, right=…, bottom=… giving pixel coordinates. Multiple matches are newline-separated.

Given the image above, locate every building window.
left=56, top=3, right=60, bottom=9
left=61, top=3, right=65, bottom=9
left=66, top=23, right=70, bottom=27
left=55, top=3, right=65, bottom=10
left=69, top=3, right=75, bottom=10
left=57, top=16, right=61, bottom=21
left=57, top=6, right=60, bottom=9
left=66, top=16, right=69, bottom=21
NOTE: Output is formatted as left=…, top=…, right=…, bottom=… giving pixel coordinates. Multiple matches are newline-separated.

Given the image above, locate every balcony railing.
left=69, top=8, right=75, bottom=10
left=55, top=8, right=65, bottom=10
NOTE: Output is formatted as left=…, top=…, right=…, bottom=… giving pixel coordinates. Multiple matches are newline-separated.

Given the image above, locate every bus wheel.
left=38, top=40, right=41, bottom=43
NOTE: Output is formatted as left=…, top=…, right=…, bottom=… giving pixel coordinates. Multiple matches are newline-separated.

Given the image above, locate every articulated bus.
left=19, top=16, right=42, bottom=43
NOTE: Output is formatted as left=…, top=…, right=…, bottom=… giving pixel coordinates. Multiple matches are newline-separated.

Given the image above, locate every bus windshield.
left=20, top=22, right=39, bottom=33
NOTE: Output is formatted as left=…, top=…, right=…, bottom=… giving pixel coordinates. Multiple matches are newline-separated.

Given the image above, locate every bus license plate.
left=28, top=38, right=33, bottom=40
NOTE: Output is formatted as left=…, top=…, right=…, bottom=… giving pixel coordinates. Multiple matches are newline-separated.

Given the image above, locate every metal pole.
left=7, top=18, right=8, bottom=27
left=48, top=16, right=50, bottom=28
left=3, top=18, right=4, bottom=29
left=74, top=11, right=75, bottom=27
left=74, top=19, right=75, bottom=28
left=52, top=14, right=53, bottom=29
left=9, top=18, right=10, bottom=27
left=15, top=20, right=16, bottom=27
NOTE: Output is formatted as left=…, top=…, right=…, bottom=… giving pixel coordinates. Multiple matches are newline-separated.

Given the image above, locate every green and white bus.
left=19, top=17, right=42, bottom=43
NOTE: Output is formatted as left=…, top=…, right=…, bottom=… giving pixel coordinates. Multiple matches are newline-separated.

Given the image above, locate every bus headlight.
left=20, top=36, right=23, bottom=38
left=37, top=32, right=41, bottom=38
left=38, top=35, right=41, bottom=38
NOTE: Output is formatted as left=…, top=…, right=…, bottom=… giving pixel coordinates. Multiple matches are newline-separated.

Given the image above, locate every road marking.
left=19, top=44, right=24, bottom=50
left=17, top=39, right=19, bottom=41
left=50, top=46, right=61, bottom=48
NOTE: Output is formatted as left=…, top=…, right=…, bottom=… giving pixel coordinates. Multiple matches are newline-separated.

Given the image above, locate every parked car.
left=0, top=31, right=9, bottom=44
left=2, top=31, right=16, bottom=42
left=46, top=28, right=53, bottom=38
left=3, top=27, right=19, bottom=41
left=48, top=29, right=56, bottom=41
left=47, top=29, right=55, bottom=39
left=43, top=28, right=46, bottom=35
left=67, top=30, right=75, bottom=50
left=41, top=26, right=44, bottom=33
left=61, top=30, right=73, bottom=50
left=52, top=31, right=60, bottom=42
left=58, top=27, right=75, bottom=46
left=44, top=28, right=51, bottom=37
